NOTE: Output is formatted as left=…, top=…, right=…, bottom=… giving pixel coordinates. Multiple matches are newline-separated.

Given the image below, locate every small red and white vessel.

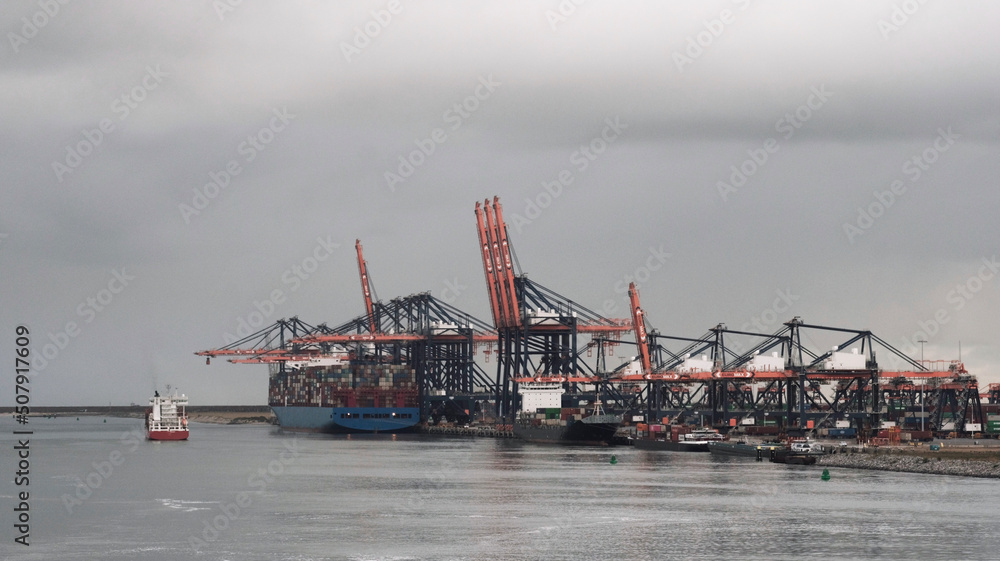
left=146, top=388, right=189, bottom=441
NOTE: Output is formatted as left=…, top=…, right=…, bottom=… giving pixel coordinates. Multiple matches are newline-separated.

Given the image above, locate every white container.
left=824, top=349, right=867, bottom=370
left=748, top=354, right=785, bottom=372
left=679, top=357, right=713, bottom=373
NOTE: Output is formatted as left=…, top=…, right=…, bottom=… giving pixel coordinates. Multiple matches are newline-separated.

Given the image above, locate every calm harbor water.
left=2, top=416, right=999, bottom=560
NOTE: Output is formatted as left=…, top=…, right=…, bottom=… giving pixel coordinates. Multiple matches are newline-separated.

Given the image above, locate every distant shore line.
left=3, top=405, right=276, bottom=425
left=0, top=405, right=271, bottom=413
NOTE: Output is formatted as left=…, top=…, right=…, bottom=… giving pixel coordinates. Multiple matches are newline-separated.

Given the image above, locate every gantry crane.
left=629, top=282, right=652, bottom=376
left=355, top=239, right=377, bottom=334
left=474, top=196, right=633, bottom=418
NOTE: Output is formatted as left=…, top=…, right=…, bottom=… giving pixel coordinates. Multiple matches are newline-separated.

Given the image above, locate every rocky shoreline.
left=818, top=451, right=1000, bottom=479
left=23, top=409, right=276, bottom=425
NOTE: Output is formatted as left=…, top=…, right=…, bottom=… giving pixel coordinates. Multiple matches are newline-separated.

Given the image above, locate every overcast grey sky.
left=3, top=1, right=998, bottom=405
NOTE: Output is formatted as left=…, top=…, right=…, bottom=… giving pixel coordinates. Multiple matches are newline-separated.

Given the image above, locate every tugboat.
left=146, top=387, right=189, bottom=441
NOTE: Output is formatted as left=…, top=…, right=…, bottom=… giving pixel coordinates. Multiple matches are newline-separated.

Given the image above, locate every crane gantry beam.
left=293, top=332, right=498, bottom=345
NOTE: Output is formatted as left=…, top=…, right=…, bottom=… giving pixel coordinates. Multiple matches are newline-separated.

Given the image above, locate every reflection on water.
left=1, top=416, right=998, bottom=560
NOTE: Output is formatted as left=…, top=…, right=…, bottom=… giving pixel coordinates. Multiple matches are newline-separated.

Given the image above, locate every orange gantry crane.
left=474, top=196, right=638, bottom=416
left=492, top=198, right=521, bottom=329
left=355, top=239, right=377, bottom=334
left=475, top=197, right=521, bottom=329
left=605, top=282, right=683, bottom=382
left=475, top=200, right=505, bottom=328
left=629, top=282, right=652, bottom=377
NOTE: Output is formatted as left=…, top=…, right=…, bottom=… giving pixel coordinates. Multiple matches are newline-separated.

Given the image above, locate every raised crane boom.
left=480, top=200, right=511, bottom=328
left=491, top=196, right=522, bottom=328
left=355, top=239, right=376, bottom=334
left=484, top=198, right=516, bottom=328
left=476, top=202, right=506, bottom=328
left=628, top=282, right=652, bottom=376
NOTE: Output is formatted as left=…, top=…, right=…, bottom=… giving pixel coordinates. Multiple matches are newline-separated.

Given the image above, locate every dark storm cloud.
left=1, top=0, right=998, bottom=404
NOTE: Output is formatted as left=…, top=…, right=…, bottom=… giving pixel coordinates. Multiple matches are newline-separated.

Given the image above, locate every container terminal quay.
left=195, top=197, right=1000, bottom=445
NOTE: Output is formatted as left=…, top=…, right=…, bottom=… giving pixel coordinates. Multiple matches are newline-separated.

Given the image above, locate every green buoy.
left=610, top=455, right=618, bottom=465
left=821, top=468, right=831, bottom=481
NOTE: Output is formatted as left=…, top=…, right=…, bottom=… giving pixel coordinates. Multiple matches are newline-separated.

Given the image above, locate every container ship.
left=512, top=382, right=621, bottom=445
left=268, top=356, right=420, bottom=433
left=513, top=409, right=621, bottom=445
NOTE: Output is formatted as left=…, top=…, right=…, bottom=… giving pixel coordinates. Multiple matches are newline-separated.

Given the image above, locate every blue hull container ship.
left=268, top=358, right=420, bottom=433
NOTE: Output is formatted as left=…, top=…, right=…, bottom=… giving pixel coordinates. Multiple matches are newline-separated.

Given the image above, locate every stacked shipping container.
left=268, top=363, right=419, bottom=409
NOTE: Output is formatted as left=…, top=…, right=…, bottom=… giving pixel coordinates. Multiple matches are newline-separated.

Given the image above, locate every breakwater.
left=818, top=451, right=1000, bottom=478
